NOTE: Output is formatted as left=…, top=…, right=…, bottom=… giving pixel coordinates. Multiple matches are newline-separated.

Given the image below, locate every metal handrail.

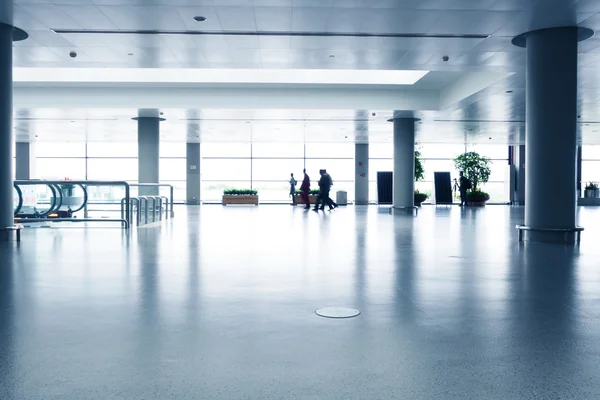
left=15, top=180, right=131, bottom=229
left=129, top=183, right=174, bottom=217
left=13, top=183, right=23, bottom=216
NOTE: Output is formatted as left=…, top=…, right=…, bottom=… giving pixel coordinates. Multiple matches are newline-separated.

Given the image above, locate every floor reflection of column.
left=393, top=214, right=417, bottom=323
left=507, top=243, right=580, bottom=394
left=0, top=247, right=15, bottom=399
left=354, top=216, right=366, bottom=311
left=134, top=229, right=161, bottom=389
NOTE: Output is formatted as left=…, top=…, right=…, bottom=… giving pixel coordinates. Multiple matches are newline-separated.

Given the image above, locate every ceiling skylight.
left=13, top=68, right=429, bottom=86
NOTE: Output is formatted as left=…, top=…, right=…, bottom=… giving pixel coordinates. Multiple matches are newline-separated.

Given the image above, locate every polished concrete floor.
left=1, top=205, right=600, bottom=399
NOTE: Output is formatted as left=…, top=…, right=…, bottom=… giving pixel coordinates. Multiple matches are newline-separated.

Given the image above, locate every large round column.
left=393, top=118, right=415, bottom=209
left=136, top=116, right=162, bottom=196
left=513, top=27, right=591, bottom=243
left=0, top=23, right=13, bottom=231
left=354, top=143, right=369, bottom=205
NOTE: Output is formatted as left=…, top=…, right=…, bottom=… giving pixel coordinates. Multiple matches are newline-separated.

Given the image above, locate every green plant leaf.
left=453, top=151, right=492, bottom=191
left=414, top=148, right=425, bottom=182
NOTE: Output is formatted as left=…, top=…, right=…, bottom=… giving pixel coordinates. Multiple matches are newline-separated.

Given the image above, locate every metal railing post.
left=124, top=182, right=130, bottom=229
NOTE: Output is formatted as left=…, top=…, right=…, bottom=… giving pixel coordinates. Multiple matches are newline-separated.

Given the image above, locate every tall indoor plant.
left=453, top=151, right=492, bottom=205
left=414, top=149, right=428, bottom=206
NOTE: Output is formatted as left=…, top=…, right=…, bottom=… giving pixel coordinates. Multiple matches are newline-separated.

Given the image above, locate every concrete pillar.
left=513, top=145, right=525, bottom=205
left=577, top=146, right=582, bottom=198
left=186, top=143, right=201, bottom=205
left=354, top=143, right=369, bottom=205
left=136, top=117, right=161, bottom=196
left=0, top=23, right=13, bottom=230
left=513, top=27, right=588, bottom=243
left=15, top=142, right=36, bottom=180
left=393, top=118, right=416, bottom=209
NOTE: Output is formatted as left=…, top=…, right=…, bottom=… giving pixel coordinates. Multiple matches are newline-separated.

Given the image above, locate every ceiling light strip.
left=52, top=29, right=489, bottom=40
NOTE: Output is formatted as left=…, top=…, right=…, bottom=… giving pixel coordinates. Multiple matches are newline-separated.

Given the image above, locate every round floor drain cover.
left=315, top=307, right=360, bottom=319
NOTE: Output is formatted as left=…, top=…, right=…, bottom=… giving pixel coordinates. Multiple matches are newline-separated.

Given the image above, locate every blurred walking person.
left=289, top=173, right=298, bottom=205
left=300, top=169, right=311, bottom=209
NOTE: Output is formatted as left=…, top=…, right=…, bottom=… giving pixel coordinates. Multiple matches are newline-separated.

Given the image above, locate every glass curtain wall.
left=26, top=141, right=510, bottom=204
left=369, top=143, right=510, bottom=203
left=582, top=146, right=600, bottom=186
left=201, top=142, right=354, bottom=202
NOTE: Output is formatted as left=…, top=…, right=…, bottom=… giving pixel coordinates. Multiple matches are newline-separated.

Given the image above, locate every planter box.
left=414, top=194, right=428, bottom=207
left=467, top=194, right=490, bottom=207
left=584, top=189, right=600, bottom=198
left=222, top=195, right=259, bottom=205
left=294, top=195, right=318, bottom=205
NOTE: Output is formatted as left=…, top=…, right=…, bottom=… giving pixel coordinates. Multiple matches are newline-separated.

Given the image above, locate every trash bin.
left=336, top=190, right=347, bottom=206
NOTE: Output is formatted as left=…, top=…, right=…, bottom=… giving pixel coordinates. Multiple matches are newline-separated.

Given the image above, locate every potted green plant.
left=222, top=188, right=259, bottom=205
left=294, top=189, right=320, bottom=205
left=453, top=151, right=492, bottom=206
left=413, top=149, right=428, bottom=206
left=414, top=190, right=428, bottom=206
left=584, top=182, right=599, bottom=198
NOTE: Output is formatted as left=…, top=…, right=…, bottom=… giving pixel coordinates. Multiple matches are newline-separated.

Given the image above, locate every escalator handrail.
left=49, top=184, right=63, bottom=215
left=13, top=183, right=23, bottom=216
left=15, top=182, right=58, bottom=217
left=63, top=183, right=88, bottom=213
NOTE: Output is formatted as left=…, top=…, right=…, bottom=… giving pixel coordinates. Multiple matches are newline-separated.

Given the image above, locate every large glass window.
left=368, top=143, right=509, bottom=203
left=159, top=158, right=186, bottom=181
left=202, top=143, right=251, bottom=158
left=202, top=159, right=251, bottom=181
left=87, top=158, right=138, bottom=181
left=252, top=143, right=304, bottom=158
left=87, top=142, right=137, bottom=158
left=252, top=159, right=304, bottom=181
left=582, top=146, right=600, bottom=184
left=36, top=143, right=86, bottom=158
left=305, top=143, right=354, bottom=158
left=36, top=158, right=86, bottom=180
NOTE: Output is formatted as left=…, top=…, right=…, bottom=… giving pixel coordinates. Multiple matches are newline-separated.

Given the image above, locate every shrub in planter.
left=223, top=188, right=258, bottom=196
left=295, top=189, right=320, bottom=195
left=584, top=182, right=599, bottom=198
left=223, top=188, right=259, bottom=205
left=414, top=191, right=428, bottom=206
left=467, top=190, right=490, bottom=205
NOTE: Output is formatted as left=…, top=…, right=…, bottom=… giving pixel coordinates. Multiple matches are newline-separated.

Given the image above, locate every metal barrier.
left=14, top=180, right=131, bottom=229
left=121, top=195, right=170, bottom=226
left=129, top=183, right=174, bottom=217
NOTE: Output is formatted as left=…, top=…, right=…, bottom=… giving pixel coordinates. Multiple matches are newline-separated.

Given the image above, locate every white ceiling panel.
left=254, top=7, right=292, bottom=31
left=291, top=8, right=332, bottom=32
left=223, top=35, right=260, bottom=49
left=26, top=30, right=75, bottom=48
left=214, top=7, right=257, bottom=31
left=258, top=36, right=291, bottom=49
left=324, top=8, right=363, bottom=33
left=98, top=6, right=188, bottom=30
left=359, top=10, right=439, bottom=34
left=434, top=10, right=518, bottom=35
left=175, top=7, right=222, bottom=31
left=18, top=5, right=82, bottom=29
left=58, top=5, right=118, bottom=30
left=14, top=5, right=51, bottom=30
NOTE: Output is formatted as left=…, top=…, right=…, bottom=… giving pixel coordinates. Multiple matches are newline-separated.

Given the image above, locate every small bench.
left=516, top=225, right=584, bottom=243
left=0, top=224, right=23, bottom=242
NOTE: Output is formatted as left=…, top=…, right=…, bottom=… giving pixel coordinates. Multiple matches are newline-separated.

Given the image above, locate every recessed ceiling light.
left=505, top=90, right=513, bottom=93
left=128, top=53, right=134, bottom=56
left=329, top=55, right=335, bottom=58
left=193, top=16, right=207, bottom=22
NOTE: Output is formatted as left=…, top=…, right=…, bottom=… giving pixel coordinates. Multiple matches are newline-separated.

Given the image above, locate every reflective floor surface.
left=1, top=205, right=600, bottom=399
